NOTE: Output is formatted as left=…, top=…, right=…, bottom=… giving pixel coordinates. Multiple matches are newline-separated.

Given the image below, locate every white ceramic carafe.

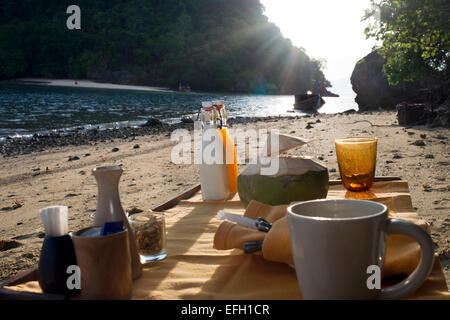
left=92, top=165, right=142, bottom=280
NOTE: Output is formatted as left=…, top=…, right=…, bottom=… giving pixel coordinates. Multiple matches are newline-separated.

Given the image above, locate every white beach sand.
left=16, top=78, right=174, bottom=93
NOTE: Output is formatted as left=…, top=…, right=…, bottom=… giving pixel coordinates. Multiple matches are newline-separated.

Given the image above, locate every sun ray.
left=260, top=0, right=377, bottom=95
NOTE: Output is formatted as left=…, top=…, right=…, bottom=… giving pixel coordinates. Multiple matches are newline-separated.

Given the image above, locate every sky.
left=260, top=0, right=377, bottom=96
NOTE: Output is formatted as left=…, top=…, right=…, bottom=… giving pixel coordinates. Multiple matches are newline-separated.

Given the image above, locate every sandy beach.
left=15, top=78, right=174, bottom=93
left=0, top=111, right=449, bottom=287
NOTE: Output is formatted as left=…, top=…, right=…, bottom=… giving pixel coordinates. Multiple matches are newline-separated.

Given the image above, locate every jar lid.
left=212, top=100, right=224, bottom=106
left=201, top=101, right=213, bottom=108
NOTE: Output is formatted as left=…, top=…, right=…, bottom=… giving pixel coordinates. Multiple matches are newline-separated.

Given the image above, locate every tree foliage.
left=364, top=0, right=450, bottom=85
left=0, top=0, right=329, bottom=94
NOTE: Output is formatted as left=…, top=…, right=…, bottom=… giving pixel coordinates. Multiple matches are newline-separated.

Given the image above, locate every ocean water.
left=0, top=82, right=358, bottom=137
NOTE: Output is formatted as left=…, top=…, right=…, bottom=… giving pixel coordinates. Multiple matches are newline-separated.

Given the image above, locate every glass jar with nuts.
left=128, top=212, right=166, bottom=263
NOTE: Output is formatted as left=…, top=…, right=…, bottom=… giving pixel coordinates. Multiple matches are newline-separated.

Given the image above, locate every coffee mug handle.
left=379, top=219, right=434, bottom=300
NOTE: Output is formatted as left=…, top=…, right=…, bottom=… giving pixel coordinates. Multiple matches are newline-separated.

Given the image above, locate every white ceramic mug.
left=287, top=199, right=434, bottom=300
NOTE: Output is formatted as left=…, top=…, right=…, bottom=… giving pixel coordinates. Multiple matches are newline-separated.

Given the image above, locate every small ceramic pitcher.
left=92, top=165, right=142, bottom=280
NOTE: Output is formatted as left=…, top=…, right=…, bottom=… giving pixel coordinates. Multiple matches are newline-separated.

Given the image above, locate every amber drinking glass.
left=335, top=138, right=378, bottom=191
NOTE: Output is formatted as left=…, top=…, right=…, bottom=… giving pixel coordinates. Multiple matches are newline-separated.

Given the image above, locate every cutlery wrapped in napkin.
left=214, top=200, right=430, bottom=279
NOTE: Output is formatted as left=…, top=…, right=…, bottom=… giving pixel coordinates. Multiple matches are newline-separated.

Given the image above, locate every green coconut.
left=237, top=156, right=329, bottom=207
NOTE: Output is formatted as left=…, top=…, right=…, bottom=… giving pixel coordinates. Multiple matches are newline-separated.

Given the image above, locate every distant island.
left=0, top=0, right=331, bottom=95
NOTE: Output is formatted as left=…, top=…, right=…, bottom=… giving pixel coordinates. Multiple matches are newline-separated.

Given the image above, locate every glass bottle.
left=198, top=102, right=230, bottom=200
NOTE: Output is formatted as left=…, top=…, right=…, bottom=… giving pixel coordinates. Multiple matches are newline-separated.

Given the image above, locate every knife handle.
left=255, top=217, right=272, bottom=232
left=243, top=241, right=264, bottom=254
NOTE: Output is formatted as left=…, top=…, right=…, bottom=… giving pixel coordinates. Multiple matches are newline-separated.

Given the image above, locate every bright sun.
left=260, top=0, right=377, bottom=96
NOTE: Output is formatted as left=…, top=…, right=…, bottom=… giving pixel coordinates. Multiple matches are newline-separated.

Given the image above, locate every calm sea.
left=0, top=82, right=358, bottom=137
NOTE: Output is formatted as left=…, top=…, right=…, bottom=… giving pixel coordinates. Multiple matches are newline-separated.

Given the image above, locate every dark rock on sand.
left=0, top=240, right=23, bottom=251
left=142, top=117, right=163, bottom=127
left=412, top=140, right=426, bottom=146
left=68, top=156, right=80, bottom=161
left=350, top=51, right=423, bottom=111
left=396, top=103, right=427, bottom=126
left=396, top=101, right=450, bottom=128
left=429, top=103, right=450, bottom=128
left=112, top=147, right=119, bottom=152
left=340, top=109, right=357, bottom=115
left=65, top=193, right=81, bottom=198
left=181, top=117, right=194, bottom=124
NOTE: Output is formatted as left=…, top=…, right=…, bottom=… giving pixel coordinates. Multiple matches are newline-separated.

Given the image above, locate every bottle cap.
left=201, top=101, right=213, bottom=108
left=212, top=100, right=224, bottom=106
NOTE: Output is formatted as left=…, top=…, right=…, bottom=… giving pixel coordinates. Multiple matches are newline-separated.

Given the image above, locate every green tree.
left=364, top=0, right=450, bottom=85
left=0, top=23, right=29, bottom=78
left=0, top=0, right=329, bottom=93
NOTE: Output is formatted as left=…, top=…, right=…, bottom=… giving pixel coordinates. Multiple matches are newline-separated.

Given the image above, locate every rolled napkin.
left=40, top=206, right=69, bottom=237
left=213, top=200, right=430, bottom=278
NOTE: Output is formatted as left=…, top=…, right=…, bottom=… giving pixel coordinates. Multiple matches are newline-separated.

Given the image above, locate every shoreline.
left=9, top=78, right=343, bottom=97
left=12, top=78, right=174, bottom=93
left=0, top=113, right=359, bottom=157
left=1, top=79, right=361, bottom=139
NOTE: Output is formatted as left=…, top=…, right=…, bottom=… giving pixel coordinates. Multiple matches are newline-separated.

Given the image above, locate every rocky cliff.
left=350, top=51, right=424, bottom=111
left=351, top=51, right=449, bottom=127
